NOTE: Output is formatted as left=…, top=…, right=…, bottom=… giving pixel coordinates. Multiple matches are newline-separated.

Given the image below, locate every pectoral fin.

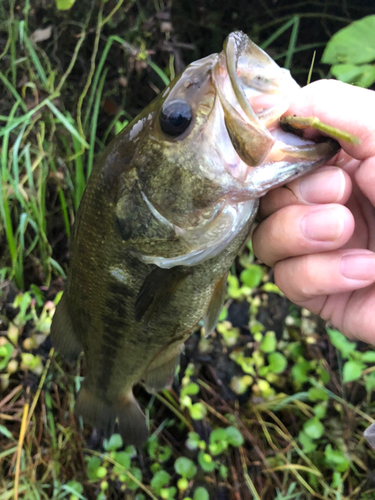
left=203, top=273, right=228, bottom=337
left=135, top=266, right=190, bottom=323
left=50, top=293, right=82, bottom=361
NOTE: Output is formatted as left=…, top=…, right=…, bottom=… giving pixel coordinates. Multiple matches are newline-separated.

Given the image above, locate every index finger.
left=285, top=80, right=375, bottom=160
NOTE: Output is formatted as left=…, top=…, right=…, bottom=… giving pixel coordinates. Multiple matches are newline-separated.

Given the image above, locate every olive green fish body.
left=66, top=136, right=256, bottom=399
left=51, top=31, right=340, bottom=445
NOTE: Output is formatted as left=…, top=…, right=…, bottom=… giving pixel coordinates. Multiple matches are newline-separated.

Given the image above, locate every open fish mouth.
left=212, top=31, right=339, bottom=182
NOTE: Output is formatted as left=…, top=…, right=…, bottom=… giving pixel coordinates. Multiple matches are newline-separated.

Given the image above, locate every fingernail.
left=300, top=168, right=345, bottom=203
left=341, top=251, right=375, bottom=280
left=301, top=207, right=343, bottom=241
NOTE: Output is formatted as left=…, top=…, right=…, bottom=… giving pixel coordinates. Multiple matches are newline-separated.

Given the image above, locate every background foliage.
left=1, top=1, right=375, bottom=499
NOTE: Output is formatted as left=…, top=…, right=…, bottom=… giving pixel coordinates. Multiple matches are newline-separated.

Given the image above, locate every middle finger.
left=252, top=203, right=355, bottom=267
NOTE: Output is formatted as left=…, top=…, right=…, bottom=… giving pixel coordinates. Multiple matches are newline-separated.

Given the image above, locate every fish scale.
left=51, top=31, right=340, bottom=445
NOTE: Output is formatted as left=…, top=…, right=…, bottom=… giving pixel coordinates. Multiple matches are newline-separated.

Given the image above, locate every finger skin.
left=273, top=252, right=375, bottom=343
left=254, top=80, right=375, bottom=342
left=285, top=80, right=375, bottom=160
left=274, top=249, right=375, bottom=302
left=258, top=166, right=352, bottom=220
left=252, top=204, right=355, bottom=268
left=355, top=157, right=375, bottom=207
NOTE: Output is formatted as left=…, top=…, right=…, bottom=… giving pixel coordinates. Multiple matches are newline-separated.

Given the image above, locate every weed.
left=1, top=2, right=375, bottom=500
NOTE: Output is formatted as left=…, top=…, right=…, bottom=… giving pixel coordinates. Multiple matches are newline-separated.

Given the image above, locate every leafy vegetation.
left=322, top=15, right=375, bottom=88
left=1, top=1, right=375, bottom=499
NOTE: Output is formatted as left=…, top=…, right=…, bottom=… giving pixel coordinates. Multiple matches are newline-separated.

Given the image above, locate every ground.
left=1, top=1, right=375, bottom=499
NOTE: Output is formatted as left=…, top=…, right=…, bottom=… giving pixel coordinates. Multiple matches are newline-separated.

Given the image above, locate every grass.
left=1, top=1, right=375, bottom=499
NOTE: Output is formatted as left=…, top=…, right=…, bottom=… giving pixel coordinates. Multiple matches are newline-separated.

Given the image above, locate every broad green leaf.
left=313, top=402, right=327, bottom=419
left=325, top=444, right=350, bottom=472
left=342, top=360, right=365, bottom=383
left=331, top=63, right=375, bottom=87
left=308, top=387, right=328, bottom=402
left=0, top=342, right=14, bottom=370
left=55, top=0, right=76, bottom=10
left=160, top=487, right=177, bottom=499
left=298, top=430, right=317, bottom=453
left=147, top=440, right=172, bottom=462
left=240, top=265, right=264, bottom=288
left=194, top=487, right=209, bottom=500
left=113, top=451, right=131, bottom=473
left=174, top=457, right=197, bottom=479
left=181, top=382, right=199, bottom=398
left=361, top=351, right=375, bottom=363
left=365, top=373, right=375, bottom=392
left=260, top=331, right=277, bottom=353
left=186, top=432, right=201, bottom=450
left=322, top=15, right=375, bottom=65
left=225, top=426, right=244, bottom=447
left=151, top=470, right=170, bottom=495
left=96, top=466, right=107, bottom=479
left=209, top=428, right=228, bottom=444
left=104, top=433, right=123, bottom=451
left=197, top=451, right=216, bottom=472
left=303, top=417, right=324, bottom=440
left=127, top=467, right=142, bottom=490
left=86, top=456, right=101, bottom=481
left=292, top=359, right=312, bottom=384
left=189, top=402, right=207, bottom=420
left=268, top=352, right=287, bottom=374
left=327, top=328, right=356, bottom=359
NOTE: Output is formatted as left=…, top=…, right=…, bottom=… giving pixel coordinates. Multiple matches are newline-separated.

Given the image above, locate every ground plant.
left=1, top=1, right=375, bottom=499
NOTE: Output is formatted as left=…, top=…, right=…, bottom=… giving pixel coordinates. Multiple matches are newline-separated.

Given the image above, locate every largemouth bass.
left=51, top=32, right=339, bottom=445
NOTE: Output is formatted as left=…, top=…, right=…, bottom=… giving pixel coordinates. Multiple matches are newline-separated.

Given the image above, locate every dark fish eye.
left=159, top=100, right=192, bottom=137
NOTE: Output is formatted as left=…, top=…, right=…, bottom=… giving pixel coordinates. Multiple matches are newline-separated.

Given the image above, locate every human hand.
left=252, top=80, right=375, bottom=343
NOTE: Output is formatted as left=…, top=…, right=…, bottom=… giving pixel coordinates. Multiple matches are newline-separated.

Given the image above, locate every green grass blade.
left=23, top=24, right=47, bottom=85
left=87, top=67, right=108, bottom=179
left=50, top=258, right=66, bottom=278
left=0, top=72, right=28, bottom=112
left=284, top=16, right=300, bottom=69
left=0, top=94, right=58, bottom=139
left=12, top=123, right=27, bottom=186
left=45, top=100, right=89, bottom=149
left=21, top=143, right=34, bottom=189
left=83, top=34, right=124, bottom=133
left=147, top=60, right=170, bottom=86
left=72, top=135, right=85, bottom=212
left=261, top=17, right=297, bottom=49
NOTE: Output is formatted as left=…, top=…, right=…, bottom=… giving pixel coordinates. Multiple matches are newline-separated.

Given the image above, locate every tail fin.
left=75, top=384, right=148, bottom=446
left=75, top=384, right=117, bottom=438
left=50, top=293, right=82, bottom=361
left=117, top=393, right=149, bottom=446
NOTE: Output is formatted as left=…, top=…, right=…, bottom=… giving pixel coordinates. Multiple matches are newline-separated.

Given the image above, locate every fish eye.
left=159, top=100, right=192, bottom=137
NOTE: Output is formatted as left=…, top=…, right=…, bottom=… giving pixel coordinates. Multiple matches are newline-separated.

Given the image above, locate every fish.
left=50, top=31, right=340, bottom=445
